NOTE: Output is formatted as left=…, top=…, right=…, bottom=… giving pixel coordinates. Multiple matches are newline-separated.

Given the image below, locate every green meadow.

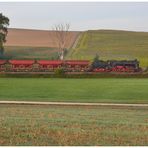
left=0, top=78, right=148, bottom=103
left=3, top=46, right=59, bottom=59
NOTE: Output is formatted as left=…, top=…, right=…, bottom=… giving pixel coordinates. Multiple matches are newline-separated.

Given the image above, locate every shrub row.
left=0, top=72, right=148, bottom=78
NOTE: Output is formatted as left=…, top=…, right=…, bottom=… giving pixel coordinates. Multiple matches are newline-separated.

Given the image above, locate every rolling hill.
left=66, top=30, right=148, bottom=67
left=3, top=29, right=148, bottom=67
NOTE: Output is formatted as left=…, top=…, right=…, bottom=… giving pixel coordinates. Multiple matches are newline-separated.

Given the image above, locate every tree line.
left=0, top=13, right=9, bottom=56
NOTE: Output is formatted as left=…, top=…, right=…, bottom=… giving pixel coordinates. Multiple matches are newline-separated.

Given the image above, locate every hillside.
left=5, top=28, right=80, bottom=48
left=66, top=30, right=148, bottom=67
left=3, top=28, right=80, bottom=59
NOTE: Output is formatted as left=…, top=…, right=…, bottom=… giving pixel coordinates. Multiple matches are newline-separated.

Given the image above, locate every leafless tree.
left=52, top=23, right=70, bottom=60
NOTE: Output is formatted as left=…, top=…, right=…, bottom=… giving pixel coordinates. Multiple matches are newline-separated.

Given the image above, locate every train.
left=0, top=59, right=141, bottom=73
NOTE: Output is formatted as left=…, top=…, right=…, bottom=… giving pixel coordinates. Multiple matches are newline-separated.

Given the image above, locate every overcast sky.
left=0, top=2, right=148, bottom=31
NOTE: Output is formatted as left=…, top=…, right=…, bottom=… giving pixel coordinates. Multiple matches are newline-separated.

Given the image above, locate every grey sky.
left=0, top=2, right=148, bottom=31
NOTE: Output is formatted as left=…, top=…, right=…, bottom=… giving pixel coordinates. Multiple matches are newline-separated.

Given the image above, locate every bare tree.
left=52, top=23, right=70, bottom=60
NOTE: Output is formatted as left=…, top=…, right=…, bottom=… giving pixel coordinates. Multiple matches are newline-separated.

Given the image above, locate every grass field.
left=66, top=30, right=148, bottom=67
left=3, top=46, right=59, bottom=59
left=0, top=78, right=148, bottom=103
left=0, top=104, right=147, bottom=146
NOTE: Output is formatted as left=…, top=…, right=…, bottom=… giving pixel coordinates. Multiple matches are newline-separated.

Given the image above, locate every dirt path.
left=0, top=101, right=148, bottom=107
left=71, top=32, right=82, bottom=49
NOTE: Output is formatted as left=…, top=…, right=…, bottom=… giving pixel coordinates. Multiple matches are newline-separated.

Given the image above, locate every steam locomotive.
left=0, top=59, right=140, bottom=73
left=90, top=59, right=140, bottom=72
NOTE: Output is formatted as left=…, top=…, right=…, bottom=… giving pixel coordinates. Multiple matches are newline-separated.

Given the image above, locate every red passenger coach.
left=65, top=60, right=89, bottom=72
left=37, top=60, right=63, bottom=71
left=9, top=60, right=34, bottom=72
left=0, top=60, right=7, bottom=71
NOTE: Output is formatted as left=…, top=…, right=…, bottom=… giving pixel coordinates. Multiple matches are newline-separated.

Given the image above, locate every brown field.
left=5, top=28, right=80, bottom=48
left=0, top=104, right=147, bottom=146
